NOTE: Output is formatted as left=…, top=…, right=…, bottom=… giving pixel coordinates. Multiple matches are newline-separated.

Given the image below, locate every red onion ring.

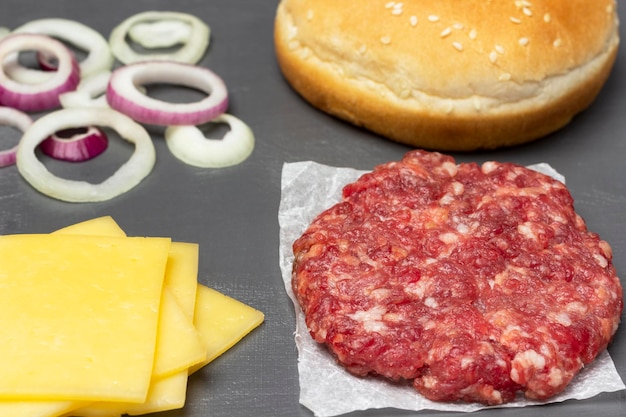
left=165, top=113, right=254, bottom=168
left=12, top=18, right=114, bottom=78
left=109, top=11, right=210, bottom=64
left=39, top=126, right=109, bottom=162
left=16, top=108, right=155, bottom=202
left=106, top=61, right=228, bottom=126
left=0, top=33, right=80, bottom=112
left=0, top=106, right=33, bottom=167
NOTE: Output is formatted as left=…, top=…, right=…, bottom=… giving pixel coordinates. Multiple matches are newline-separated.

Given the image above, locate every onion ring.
left=109, top=11, right=210, bottom=64
left=165, top=113, right=254, bottom=168
left=0, top=33, right=80, bottom=112
left=0, top=106, right=33, bottom=167
left=16, top=108, right=155, bottom=202
left=12, top=18, right=114, bottom=78
left=128, top=19, right=192, bottom=49
left=39, top=126, right=108, bottom=162
left=59, top=71, right=111, bottom=109
left=106, top=61, right=228, bottom=126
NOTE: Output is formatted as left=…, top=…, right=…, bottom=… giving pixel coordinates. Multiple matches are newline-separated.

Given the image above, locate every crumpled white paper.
left=278, top=160, right=625, bottom=417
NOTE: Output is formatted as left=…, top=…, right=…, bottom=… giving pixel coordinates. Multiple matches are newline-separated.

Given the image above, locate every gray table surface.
left=0, top=1, right=624, bottom=416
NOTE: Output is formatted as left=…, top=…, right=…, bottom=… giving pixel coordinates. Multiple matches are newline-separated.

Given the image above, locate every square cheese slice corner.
left=0, top=234, right=171, bottom=403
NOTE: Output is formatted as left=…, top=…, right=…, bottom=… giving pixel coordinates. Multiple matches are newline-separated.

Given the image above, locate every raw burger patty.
left=292, top=150, right=623, bottom=405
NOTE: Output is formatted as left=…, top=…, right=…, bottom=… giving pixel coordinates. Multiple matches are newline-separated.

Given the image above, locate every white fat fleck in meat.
left=548, top=311, right=572, bottom=327
left=348, top=305, right=389, bottom=333
left=593, top=253, right=609, bottom=268
left=439, top=193, right=455, bottom=206
left=439, top=232, right=459, bottom=245
left=460, top=357, right=474, bottom=369
left=565, top=301, right=587, bottom=315
left=424, top=297, right=438, bottom=308
left=368, top=288, right=392, bottom=301
left=547, top=367, right=564, bottom=388
left=517, top=222, right=537, bottom=240
left=510, top=350, right=546, bottom=383
left=456, top=223, right=470, bottom=234
left=451, top=181, right=464, bottom=195
left=481, top=161, right=499, bottom=174
left=405, top=279, right=428, bottom=298
left=440, top=161, right=458, bottom=177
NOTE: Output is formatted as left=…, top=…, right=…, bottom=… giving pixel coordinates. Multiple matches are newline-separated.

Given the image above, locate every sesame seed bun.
left=274, top=0, right=619, bottom=151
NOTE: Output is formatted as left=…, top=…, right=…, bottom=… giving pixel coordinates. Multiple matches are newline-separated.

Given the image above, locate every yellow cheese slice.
left=0, top=400, right=89, bottom=417
left=71, top=371, right=188, bottom=417
left=152, top=288, right=206, bottom=378
left=162, top=242, right=199, bottom=320
left=52, top=216, right=125, bottom=237
left=0, top=234, right=171, bottom=402
left=190, top=284, right=265, bottom=373
left=55, top=219, right=203, bottom=415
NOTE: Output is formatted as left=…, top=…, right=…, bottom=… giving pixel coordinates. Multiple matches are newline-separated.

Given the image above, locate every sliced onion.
left=128, top=19, right=192, bottom=49
left=12, top=18, right=114, bottom=78
left=16, top=107, right=155, bottom=202
left=0, top=33, right=80, bottom=112
left=39, top=126, right=108, bottom=162
left=59, top=70, right=111, bottom=108
left=106, top=61, right=228, bottom=126
left=0, top=106, right=33, bottom=167
left=109, top=11, right=210, bottom=64
left=165, top=113, right=254, bottom=168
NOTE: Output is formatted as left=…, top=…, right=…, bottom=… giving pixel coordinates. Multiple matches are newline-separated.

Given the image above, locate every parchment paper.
left=278, top=160, right=625, bottom=417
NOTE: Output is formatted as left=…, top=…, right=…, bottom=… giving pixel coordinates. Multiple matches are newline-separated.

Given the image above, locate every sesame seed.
left=385, top=1, right=395, bottom=9
left=453, top=23, right=464, bottom=30
left=543, top=13, right=551, bottom=23
left=523, top=7, right=532, bottom=16
left=510, top=16, right=522, bottom=24
left=499, top=73, right=512, bottom=81
left=392, top=8, right=403, bottom=15
left=495, top=44, right=505, bottom=54
left=489, top=51, right=498, bottom=63
left=553, top=38, right=562, bottom=48
left=428, top=15, right=440, bottom=22
left=519, top=37, right=529, bottom=46
left=440, top=27, right=452, bottom=37
left=469, top=29, right=477, bottom=40
left=409, top=15, right=418, bottom=26
left=393, top=2, right=403, bottom=8
left=306, top=9, right=314, bottom=21
left=452, top=42, right=464, bottom=51
left=380, top=36, right=392, bottom=45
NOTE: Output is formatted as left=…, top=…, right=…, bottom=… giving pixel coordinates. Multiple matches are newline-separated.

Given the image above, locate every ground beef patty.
left=291, top=150, right=623, bottom=405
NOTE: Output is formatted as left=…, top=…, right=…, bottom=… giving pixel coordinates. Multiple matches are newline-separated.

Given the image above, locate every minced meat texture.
left=291, top=150, right=623, bottom=405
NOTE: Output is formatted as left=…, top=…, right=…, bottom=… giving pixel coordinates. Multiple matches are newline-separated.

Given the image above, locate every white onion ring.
left=12, top=18, right=114, bottom=78
left=128, top=19, right=192, bottom=49
left=0, top=106, right=32, bottom=167
left=60, top=70, right=111, bottom=108
left=39, top=126, right=108, bottom=162
left=0, top=33, right=80, bottom=112
left=16, top=108, right=155, bottom=202
left=107, top=61, right=228, bottom=126
left=165, top=113, right=254, bottom=168
left=109, top=11, right=210, bottom=64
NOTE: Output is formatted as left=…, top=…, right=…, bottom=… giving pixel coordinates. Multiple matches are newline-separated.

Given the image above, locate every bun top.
left=280, top=0, right=619, bottom=104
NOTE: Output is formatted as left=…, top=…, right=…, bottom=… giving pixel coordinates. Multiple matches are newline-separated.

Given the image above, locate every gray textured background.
left=0, top=1, right=624, bottom=416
